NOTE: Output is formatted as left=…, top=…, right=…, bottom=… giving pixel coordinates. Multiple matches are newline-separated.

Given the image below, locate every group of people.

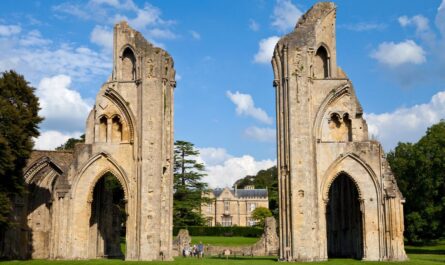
left=182, top=242, right=204, bottom=258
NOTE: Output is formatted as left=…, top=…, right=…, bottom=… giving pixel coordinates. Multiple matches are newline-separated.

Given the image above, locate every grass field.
left=1, top=240, right=444, bottom=265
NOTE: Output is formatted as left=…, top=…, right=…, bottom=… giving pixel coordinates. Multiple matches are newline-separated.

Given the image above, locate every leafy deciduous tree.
left=0, top=70, right=43, bottom=230
left=251, top=207, right=273, bottom=228
left=387, top=120, right=445, bottom=244
left=55, top=134, right=85, bottom=150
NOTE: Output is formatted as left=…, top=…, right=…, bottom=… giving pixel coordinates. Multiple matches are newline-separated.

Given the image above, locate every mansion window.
left=248, top=203, right=256, bottom=213
left=222, top=216, right=232, bottom=227
left=207, top=203, right=213, bottom=213
left=247, top=217, right=257, bottom=227
left=224, top=200, right=230, bottom=214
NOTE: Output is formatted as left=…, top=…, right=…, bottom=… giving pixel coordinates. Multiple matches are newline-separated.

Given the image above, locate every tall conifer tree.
left=173, top=140, right=209, bottom=226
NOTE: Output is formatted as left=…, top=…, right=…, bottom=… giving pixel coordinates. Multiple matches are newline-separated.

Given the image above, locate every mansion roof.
left=212, top=187, right=268, bottom=199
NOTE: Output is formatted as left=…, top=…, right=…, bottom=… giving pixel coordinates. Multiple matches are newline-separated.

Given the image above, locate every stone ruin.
left=173, top=229, right=192, bottom=256
left=1, top=21, right=175, bottom=261
left=273, top=2, right=407, bottom=262
left=0, top=1, right=409, bottom=263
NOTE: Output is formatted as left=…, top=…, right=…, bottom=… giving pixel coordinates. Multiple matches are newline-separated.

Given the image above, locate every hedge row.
left=173, top=226, right=263, bottom=237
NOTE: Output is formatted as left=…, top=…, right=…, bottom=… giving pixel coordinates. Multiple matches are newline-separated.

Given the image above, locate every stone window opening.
left=328, top=112, right=352, bottom=142
left=343, top=113, right=353, bottom=142
left=99, top=116, right=108, bottom=143
left=314, top=46, right=330, bottom=79
left=330, top=113, right=341, bottom=129
left=122, top=47, right=136, bottom=80
left=111, top=116, right=123, bottom=143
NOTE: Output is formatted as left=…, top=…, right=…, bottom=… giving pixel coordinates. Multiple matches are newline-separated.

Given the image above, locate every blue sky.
left=1, top=0, right=445, bottom=187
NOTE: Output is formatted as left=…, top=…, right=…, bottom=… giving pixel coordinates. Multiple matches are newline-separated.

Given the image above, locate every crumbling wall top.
left=294, top=2, right=335, bottom=30
left=276, top=2, right=336, bottom=49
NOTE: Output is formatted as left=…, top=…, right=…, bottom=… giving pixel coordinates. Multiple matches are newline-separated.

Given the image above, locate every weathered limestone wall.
left=273, top=2, right=407, bottom=262
left=3, top=21, right=175, bottom=261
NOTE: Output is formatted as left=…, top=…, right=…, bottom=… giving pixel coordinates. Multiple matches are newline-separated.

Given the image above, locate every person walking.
left=197, top=241, right=204, bottom=258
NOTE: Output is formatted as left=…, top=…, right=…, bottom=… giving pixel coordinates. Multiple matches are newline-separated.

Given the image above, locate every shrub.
left=173, top=226, right=262, bottom=237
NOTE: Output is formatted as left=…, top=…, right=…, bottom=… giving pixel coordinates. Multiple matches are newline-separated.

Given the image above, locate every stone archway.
left=319, top=154, right=383, bottom=260
left=326, top=173, right=363, bottom=259
left=88, top=172, right=126, bottom=259
left=68, top=153, right=134, bottom=260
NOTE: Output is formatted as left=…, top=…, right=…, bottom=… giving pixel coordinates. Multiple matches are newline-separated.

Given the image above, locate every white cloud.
left=189, top=30, right=201, bottom=40
left=0, top=31, right=111, bottom=83
left=436, top=0, right=445, bottom=36
left=365, top=90, right=445, bottom=151
left=147, top=28, right=176, bottom=40
left=90, top=0, right=121, bottom=9
left=125, top=3, right=167, bottom=29
left=341, top=22, right=386, bottom=32
left=0, top=24, right=21, bottom=36
left=226, top=91, right=273, bottom=124
left=253, top=36, right=280, bottom=64
left=198, top=147, right=276, bottom=188
left=37, top=75, right=92, bottom=132
left=90, top=25, right=113, bottom=51
left=197, top=147, right=232, bottom=167
left=370, top=40, right=426, bottom=67
left=34, top=130, right=83, bottom=150
left=398, top=15, right=429, bottom=32
left=244, top=126, right=275, bottom=142
left=53, top=2, right=91, bottom=20
left=399, top=15, right=435, bottom=44
left=249, top=19, right=260, bottom=31
left=271, top=0, right=302, bottom=32
left=54, top=0, right=176, bottom=41
left=18, top=30, right=52, bottom=47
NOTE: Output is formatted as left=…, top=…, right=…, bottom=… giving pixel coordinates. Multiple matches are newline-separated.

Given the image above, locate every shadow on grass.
left=406, top=248, right=445, bottom=255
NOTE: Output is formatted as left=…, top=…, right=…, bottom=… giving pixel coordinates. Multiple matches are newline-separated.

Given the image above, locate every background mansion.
left=202, top=186, right=269, bottom=227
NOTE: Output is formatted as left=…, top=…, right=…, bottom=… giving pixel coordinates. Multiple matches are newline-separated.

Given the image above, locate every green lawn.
left=190, top=236, right=259, bottom=246
left=1, top=241, right=444, bottom=265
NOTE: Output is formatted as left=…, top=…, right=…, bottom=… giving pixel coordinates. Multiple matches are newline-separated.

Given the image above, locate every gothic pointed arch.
left=314, top=43, right=330, bottom=79
left=104, top=87, right=136, bottom=143
left=321, top=152, right=380, bottom=203
left=24, top=156, right=63, bottom=187
left=121, top=46, right=136, bottom=80
left=70, top=151, right=130, bottom=201
left=313, top=83, right=351, bottom=140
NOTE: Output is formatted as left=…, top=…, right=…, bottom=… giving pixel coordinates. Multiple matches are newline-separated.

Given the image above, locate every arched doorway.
left=89, top=172, right=127, bottom=259
left=326, top=173, right=363, bottom=259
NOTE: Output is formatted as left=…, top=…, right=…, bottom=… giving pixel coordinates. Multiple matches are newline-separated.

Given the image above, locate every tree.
left=0, top=70, right=43, bottom=230
left=55, top=134, right=85, bottom=150
left=173, top=140, right=210, bottom=226
left=251, top=207, right=272, bottom=228
left=387, top=120, right=445, bottom=244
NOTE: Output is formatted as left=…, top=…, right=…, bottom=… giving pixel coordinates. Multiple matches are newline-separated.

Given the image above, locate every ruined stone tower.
left=5, top=21, right=175, bottom=261
left=273, top=2, right=407, bottom=261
